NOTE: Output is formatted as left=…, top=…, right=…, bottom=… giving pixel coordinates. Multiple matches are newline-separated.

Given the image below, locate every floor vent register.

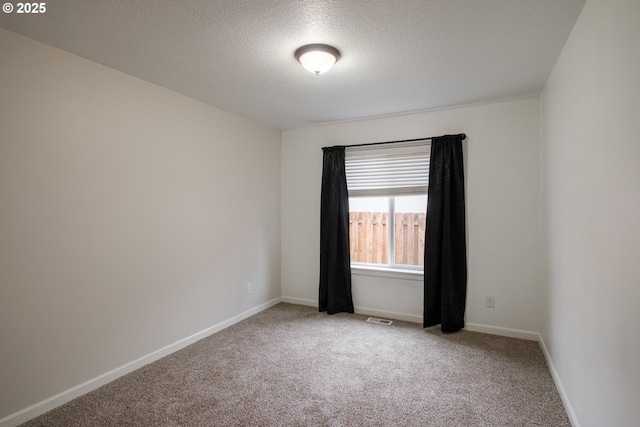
left=366, top=317, right=393, bottom=326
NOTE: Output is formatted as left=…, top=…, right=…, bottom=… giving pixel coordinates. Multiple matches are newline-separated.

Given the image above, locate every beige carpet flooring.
left=21, top=303, right=570, bottom=426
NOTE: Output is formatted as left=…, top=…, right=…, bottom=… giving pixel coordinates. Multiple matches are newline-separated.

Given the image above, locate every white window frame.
left=345, top=140, right=430, bottom=279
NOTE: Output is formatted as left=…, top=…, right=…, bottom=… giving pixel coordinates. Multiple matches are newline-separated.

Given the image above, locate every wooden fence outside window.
left=348, top=211, right=426, bottom=266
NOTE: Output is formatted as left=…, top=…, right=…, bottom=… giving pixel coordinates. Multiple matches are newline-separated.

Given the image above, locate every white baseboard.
left=280, top=296, right=423, bottom=323
left=0, top=297, right=282, bottom=427
left=538, top=334, right=581, bottom=427
left=465, top=322, right=539, bottom=341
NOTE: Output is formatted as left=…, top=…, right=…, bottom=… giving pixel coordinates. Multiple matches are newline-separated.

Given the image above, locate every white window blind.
left=345, top=141, right=431, bottom=196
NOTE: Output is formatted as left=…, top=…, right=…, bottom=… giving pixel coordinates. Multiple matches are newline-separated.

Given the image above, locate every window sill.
left=351, top=264, right=423, bottom=282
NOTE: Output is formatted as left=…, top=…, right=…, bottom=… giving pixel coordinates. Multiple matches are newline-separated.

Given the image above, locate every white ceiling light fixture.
left=295, top=44, right=341, bottom=75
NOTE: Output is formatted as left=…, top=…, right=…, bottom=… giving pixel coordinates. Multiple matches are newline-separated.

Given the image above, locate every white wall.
left=281, top=98, right=540, bottom=334
left=0, top=28, right=281, bottom=421
left=539, top=0, right=640, bottom=425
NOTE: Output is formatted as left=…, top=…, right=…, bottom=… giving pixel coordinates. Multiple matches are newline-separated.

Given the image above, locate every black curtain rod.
left=323, top=133, right=466, bottom=149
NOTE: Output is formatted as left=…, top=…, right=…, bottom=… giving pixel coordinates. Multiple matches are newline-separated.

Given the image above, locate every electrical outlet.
left=486, top=296, right=495, bottom=308
left=246, top=283, right=252, bottom=294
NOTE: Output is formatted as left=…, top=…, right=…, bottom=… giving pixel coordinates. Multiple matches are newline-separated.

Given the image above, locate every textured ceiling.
left=0, top=0, right=585, bottom=130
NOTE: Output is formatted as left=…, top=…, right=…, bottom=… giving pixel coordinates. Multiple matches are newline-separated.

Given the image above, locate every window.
left=348, top=195, right=426, bottom=269
left=345, top=141, right=430, bottom=273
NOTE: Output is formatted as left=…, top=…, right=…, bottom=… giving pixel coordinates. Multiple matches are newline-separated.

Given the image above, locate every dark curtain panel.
left=319, top=146, right=354, bottom=314
left=423, top=135, right=467, bottom=332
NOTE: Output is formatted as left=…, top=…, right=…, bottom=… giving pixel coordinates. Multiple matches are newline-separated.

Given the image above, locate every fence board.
left=381, top=213, right=389, bottom=264
left=364, top=212, right=373, bottom=262
left=394, top=213, right=403, bottom=265
left=357, top=213, right=367, bottom=262
left=405, top=213, right=415, bottom=265
left=372, top=212, right=386, bottom=264
left=417, top=213, right=426, bottom=266
left=349, top=212, right=358, bottom=262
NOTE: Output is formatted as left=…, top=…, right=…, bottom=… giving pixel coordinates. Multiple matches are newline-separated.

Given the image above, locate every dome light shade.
left=295, top=44, right=340, bottom=75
